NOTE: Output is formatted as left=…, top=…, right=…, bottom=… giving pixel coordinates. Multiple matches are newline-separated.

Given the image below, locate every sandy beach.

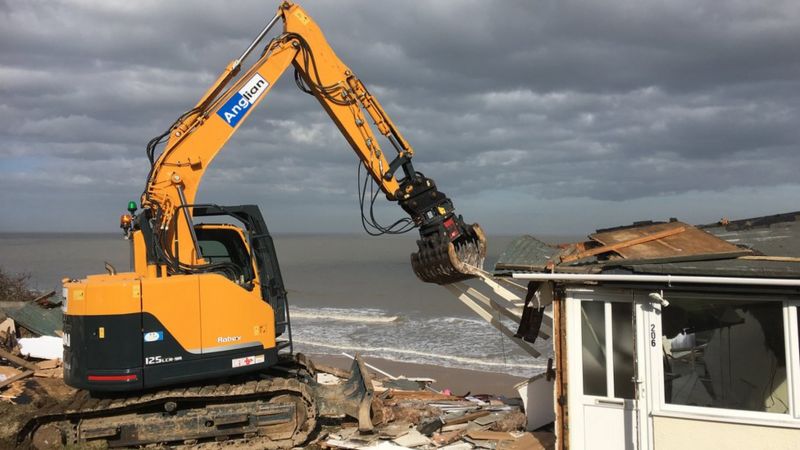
left=308, top=353, right=529, bottom=398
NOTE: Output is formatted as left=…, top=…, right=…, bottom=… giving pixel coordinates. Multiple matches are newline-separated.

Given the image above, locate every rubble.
left=0, top=317, right=14, bottom=335
left=0, top=298, right=66, bottom=406
left=313, top=358, right=554, bottom=450
left=0, top=305, right=553, bottom=449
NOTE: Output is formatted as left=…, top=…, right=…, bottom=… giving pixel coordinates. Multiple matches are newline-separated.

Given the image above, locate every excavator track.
left=19, top=375, right=316, bottom=449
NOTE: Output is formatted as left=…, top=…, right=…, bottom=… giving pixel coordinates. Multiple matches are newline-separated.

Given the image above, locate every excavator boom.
left=142, top=1, right=485, bottom=284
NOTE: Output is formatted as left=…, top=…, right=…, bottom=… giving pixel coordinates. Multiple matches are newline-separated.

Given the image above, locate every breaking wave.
left=289, top=306, right=549, bottom=376
left=290, top=307, right=401, bottom=324
left=293, top=338, right=543, bottom=370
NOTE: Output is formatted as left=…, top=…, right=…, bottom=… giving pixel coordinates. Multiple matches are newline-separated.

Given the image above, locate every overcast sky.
left=1, top=0, right=799, bottom=236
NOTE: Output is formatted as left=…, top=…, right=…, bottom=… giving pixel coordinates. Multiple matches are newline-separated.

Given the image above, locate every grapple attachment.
left=411, top=219, right=486, bottom=284
left=394, top=172, right=486, bottom=284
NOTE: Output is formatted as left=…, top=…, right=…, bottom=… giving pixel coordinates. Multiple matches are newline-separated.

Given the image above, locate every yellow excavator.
left=19, top=2, right=485, bottom=448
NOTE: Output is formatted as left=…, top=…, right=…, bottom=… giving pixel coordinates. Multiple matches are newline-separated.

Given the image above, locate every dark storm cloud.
left=1, top=0, right=799, bottom=233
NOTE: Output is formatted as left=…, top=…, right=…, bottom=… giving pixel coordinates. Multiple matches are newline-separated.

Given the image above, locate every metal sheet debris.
left=0, top=301, right=63, bottom=337
left=392, top=429, right=432, bottom=447
left=495, top=235, right=557, bottom=272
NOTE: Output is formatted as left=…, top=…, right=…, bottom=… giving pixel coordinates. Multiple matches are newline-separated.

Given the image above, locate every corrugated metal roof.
left=0, top=302, right=62, bottom=337
left=700, top=211, right=800, bottom=257
left=494, top=235, right=557, bottom=272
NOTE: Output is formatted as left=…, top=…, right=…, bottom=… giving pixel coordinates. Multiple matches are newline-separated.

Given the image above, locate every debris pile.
left=308, top=359, right=554, bottom=450
left=0, top=278, right=72, bottom=409
left=0, top=315, right=68, bottom=404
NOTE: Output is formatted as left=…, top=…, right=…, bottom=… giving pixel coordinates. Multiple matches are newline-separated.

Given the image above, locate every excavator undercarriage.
left=20, top=355, right=373, bottom=449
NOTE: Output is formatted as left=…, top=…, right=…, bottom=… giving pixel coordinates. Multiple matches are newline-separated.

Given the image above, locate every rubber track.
left=18, top=376, right=317, bottom=449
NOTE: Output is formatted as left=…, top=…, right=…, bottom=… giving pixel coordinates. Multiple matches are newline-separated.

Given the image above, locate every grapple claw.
left=411, top=223, right=486, bottom=284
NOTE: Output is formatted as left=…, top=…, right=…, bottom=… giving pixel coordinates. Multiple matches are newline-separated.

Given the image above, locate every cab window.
left=195, top=227, right=254, bottom=285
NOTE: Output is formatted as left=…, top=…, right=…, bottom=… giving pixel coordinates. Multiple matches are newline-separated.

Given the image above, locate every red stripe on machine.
left=88, top=374, right=138, bottom=382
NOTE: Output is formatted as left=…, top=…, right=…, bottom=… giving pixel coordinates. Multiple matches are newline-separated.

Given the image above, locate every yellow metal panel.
left=80, top=274, right=142, bottom=316
left=197, top=274, right=275, bottom=353
left=142, top=275, right=202, bottom=353
left=65, top=281, right=87, bottom=316
left=132, top=230, right=148, bottom=276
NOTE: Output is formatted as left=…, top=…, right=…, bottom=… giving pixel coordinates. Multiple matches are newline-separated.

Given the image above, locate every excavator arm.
left=141, top=1, right=485, bottom=284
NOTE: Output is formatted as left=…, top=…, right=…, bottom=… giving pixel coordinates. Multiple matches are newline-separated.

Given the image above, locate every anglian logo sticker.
left=216, top=74, right=269, bottom=128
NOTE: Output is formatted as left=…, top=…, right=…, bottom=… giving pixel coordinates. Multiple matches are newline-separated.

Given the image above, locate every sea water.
left=0, top=233, right=563, bottom=377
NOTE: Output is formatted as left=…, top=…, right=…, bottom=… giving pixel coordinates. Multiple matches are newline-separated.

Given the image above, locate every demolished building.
left=453, top=211, right=800, bottom=449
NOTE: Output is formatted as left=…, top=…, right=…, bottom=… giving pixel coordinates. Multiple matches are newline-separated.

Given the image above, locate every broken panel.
left=661, top=297, right=787, bottom=413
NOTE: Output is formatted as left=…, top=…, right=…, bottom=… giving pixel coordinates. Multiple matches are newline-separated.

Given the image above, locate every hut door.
left=567, top=296, right=638, bottom=450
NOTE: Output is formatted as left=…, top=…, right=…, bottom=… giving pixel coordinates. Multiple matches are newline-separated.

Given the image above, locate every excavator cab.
left=190, top=205, right=291, bottom=337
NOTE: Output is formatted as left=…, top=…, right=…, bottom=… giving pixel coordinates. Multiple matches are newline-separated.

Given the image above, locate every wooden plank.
left=0, top=369, right=34, bottom=390
left=467, top=430, right=516, bottom=440
left=0, top=347, right=38, bottom=371
left=31, top=290, right=56, bottom=305
left=560, top=227, right=685, bottom=263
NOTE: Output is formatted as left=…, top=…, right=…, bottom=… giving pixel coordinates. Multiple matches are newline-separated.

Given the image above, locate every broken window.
left=661, top=298, right=788, bottom=413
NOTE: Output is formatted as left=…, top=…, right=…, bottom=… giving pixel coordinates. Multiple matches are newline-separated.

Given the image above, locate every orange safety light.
left=120, top=214, right=133, bottom=228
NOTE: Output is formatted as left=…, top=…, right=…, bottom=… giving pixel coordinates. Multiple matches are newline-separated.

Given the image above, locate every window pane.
left=612, top=302, right=635, bottom=399
left=198, top=240, right=231, bottom=263
left=582, top=301, right=607, bottom=396
left=662, top=298, right=787, bottom=413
